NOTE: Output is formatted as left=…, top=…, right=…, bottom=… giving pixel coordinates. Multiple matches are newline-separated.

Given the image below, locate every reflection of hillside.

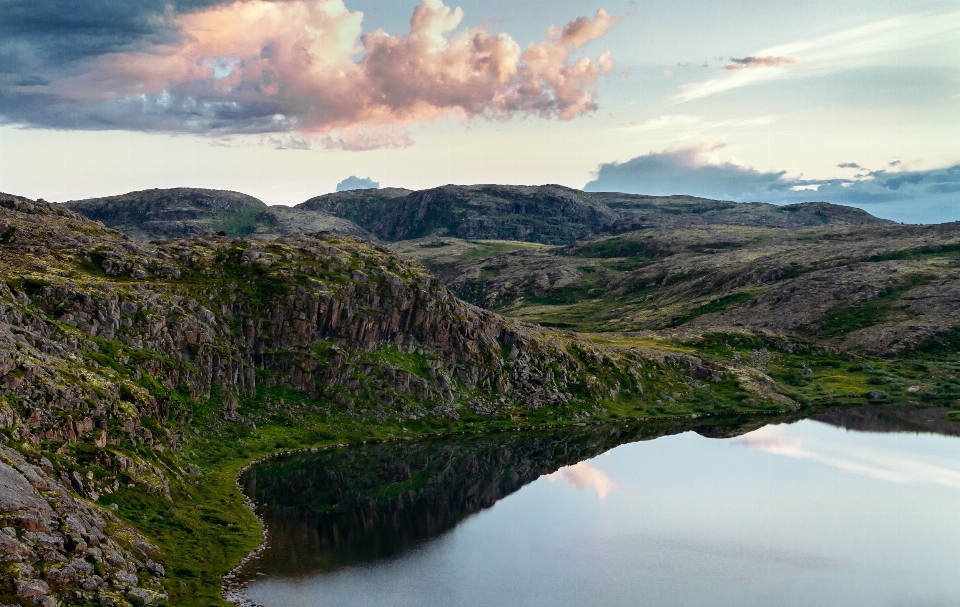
left=239, top=408, right=959, bottom=580
left=240, top=420, right=706, bottom=578
left=810, top=406, right=960, bottom=437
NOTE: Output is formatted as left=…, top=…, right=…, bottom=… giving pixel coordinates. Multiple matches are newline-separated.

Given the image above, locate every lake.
left=238, top=408, right=960, bottom=607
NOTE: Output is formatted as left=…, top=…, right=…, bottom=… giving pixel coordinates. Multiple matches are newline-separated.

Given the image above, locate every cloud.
left=584, top=144, right=790, bottom=200
left=0, top=0, right=620, bottom=149
left=736, top=427, right=960, bottom=490
left=837, top=162, right=862, bottom=169
left=622, top=113, right=774, bottom=135
left=583, top=144, right=960, bottom=224
left=724, top=55, right=802, bottom=71
left=0, top=1, right=220, bottom=67
left=547, top=461, right=618, bottom=499
left=673, top=9, right=960, bottom=102
left=336, top=176, right=379, bottom=191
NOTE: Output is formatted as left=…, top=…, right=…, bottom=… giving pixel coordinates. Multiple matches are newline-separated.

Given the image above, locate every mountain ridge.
left=66, top=185, right=890, bottom=246
left=64, top=188, right=374, bottom=242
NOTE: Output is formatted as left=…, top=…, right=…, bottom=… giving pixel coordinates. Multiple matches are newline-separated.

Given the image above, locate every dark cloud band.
left=584, top=147, right=960, bottom=224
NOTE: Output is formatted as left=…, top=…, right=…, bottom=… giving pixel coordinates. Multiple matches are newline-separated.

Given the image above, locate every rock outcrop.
left=0, top=446, right=167, bottom=606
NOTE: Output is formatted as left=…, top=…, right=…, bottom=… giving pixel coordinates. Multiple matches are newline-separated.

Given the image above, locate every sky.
left=0, top=0, right=958, bottom=222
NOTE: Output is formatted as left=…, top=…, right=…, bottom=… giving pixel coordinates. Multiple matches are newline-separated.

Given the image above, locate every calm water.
left=241, top=410, right=960, bottom=607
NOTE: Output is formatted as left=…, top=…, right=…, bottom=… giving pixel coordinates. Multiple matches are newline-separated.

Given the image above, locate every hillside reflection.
left=239, top=406, right=956, bottom=579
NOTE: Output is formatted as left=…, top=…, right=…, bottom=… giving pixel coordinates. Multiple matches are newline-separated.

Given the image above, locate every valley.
left=0, top=186, right=957, bottom=606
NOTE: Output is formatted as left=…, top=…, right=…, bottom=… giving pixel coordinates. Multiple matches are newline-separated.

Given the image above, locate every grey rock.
left=144, top=559, right=164, bottom=577
left=15, top=578, right=50, bottom=598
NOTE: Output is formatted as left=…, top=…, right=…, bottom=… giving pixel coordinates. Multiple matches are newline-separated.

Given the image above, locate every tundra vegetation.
left=0, top=187, right=957, bottom=606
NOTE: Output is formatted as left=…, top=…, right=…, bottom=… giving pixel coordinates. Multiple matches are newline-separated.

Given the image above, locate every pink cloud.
left=75, top=0, right=619, bottom=149
left=724, top=55, right=803, bottom=71
left=547, top=461, right=618, bottom=499
left=736, top=433, right=804, bottom=456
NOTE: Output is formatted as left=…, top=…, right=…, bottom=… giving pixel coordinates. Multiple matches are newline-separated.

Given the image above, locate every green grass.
left=220, top=209, right=268, bottom=237
left=868, top=241, right=960, bottom=262
left=817, top=278, right=931, bottom=338
left=567, top=236, right=658, bottom=259
left=525, top=273, right=604, bottom=306
left=458, top=240, right=547, bottom=262
left=667, top=290, right=759, bottom=328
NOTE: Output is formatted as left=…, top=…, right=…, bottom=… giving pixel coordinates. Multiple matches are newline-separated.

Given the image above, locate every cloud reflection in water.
left=547, top=461, right=619, bottom=499
left=736, top=427, right=960, bottom=490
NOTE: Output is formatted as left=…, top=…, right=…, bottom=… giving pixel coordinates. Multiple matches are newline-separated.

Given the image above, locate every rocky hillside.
left=392, top=222, right=960, bottom=355
left=65, top=188, right=372, bottom=241
left=5, top=191, right=802, bottom=606
left=299, top=184, right=888, bottom=244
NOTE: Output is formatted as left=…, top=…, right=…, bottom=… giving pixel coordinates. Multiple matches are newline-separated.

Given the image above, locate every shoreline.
left=216, top=406, right=800, bottom=604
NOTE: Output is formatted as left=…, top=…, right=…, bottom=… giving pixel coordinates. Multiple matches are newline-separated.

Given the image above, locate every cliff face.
left=3, top=192, right=764, bottom=605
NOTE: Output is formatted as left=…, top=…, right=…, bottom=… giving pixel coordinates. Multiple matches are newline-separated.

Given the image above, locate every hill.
left=391, top=221, right=960, bottom=354
left=65, top=188, right=372, bottom=241
left=300, top=184, right=888, bottom=244
left=65, top=185, right=888, bottom=247
left=1, top=188, right=954, bottom=606
left=3, top=191, right=779, bottom=606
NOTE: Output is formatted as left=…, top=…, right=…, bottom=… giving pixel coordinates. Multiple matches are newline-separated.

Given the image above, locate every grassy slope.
left=398, top=227, right=960, bottom=347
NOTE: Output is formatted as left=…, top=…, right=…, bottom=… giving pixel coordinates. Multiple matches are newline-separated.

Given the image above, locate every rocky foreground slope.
left=2, top=192, right=803, bottom=606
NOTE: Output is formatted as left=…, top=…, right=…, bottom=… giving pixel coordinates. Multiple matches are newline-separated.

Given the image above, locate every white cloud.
left=673, top=9, right=960, bottom=103
left=624, top=114, right=775, bottom=133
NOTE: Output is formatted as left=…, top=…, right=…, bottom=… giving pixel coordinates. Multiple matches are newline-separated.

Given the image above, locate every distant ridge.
left=65, top=185, right=889, bottom=244
left=299, top=184, right=890, bottom=244
left=64, top=188, right=373, bottom=241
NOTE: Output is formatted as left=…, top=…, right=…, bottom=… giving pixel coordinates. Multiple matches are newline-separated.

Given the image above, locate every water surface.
left=241, top=409, right=960, bottom=607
